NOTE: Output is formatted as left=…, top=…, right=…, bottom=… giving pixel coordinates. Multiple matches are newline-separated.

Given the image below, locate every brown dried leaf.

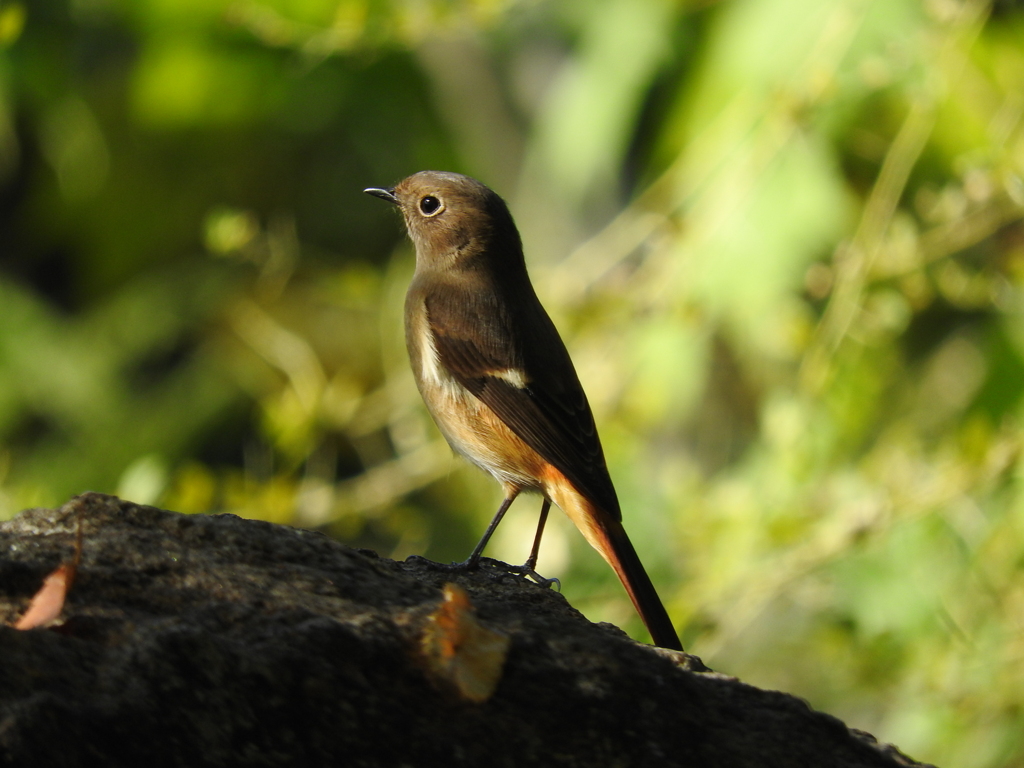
left=14, top=563, right=74, bottom=630
left=12, top=502, right=85, bottom=631
left=420, top=583, right=510, bottom=703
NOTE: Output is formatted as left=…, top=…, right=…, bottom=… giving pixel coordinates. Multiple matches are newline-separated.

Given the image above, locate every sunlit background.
left=2, top=0, right=1024, bottom=763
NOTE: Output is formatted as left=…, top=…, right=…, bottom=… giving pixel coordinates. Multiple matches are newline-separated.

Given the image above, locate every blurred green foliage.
left=2, top=0, right=1024, bottom=763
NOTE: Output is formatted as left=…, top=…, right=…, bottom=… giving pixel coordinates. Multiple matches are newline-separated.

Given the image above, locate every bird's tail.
left=551, top=483, right=683, bottom=651
left=598, top=517, right=683, bottom=651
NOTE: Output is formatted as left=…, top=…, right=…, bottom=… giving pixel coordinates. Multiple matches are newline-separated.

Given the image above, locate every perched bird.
left=365, top=171, right=682, bottom=651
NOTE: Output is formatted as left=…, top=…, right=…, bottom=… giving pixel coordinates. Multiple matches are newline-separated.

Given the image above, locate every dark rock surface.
left=0, top=493, right=931, bottom=767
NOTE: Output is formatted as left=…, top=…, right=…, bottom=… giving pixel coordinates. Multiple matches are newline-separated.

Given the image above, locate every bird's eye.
left=419, top=195, right=442, bottom=216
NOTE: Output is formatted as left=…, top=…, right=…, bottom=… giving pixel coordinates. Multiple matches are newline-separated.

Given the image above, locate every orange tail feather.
left=549, top=480, right=682, bottom=651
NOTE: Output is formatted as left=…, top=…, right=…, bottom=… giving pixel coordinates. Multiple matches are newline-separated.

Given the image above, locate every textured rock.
left=0, top=493, right=930, bottom=767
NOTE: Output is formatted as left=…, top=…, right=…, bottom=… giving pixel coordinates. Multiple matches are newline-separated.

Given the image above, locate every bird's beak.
left=364, top=187, right=398, bottom=205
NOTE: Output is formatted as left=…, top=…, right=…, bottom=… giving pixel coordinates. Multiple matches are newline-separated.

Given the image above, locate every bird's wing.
left=425, top=291, right=620, bottom=519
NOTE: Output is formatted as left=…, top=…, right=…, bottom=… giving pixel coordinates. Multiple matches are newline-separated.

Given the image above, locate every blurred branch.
left=802, top=0, right=991, bottom=392
left=548, top=2, right=866, bottom=307
left=229, top=299, right=326, bottom=412
left=701, top=422, right=1020, bottom=657
left=916, top=193, right=1024, bottom=268
left=416, top=33, right=524, bottom=190
left=294, top=438, right=452, bottom=528
left=809, top=99, right=936, bottom=364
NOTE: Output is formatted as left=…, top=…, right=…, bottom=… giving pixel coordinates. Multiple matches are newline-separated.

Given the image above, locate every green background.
left=2, top=0, right=1023, bottom=763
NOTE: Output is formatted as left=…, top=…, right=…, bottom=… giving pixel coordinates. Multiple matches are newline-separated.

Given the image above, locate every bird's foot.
left=404, top=555, right=558, bottom=588
left=477, top=557, right=559, bottom=589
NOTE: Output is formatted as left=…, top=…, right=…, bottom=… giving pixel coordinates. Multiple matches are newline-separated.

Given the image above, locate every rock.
left=0, top=493, right=930, bottom=767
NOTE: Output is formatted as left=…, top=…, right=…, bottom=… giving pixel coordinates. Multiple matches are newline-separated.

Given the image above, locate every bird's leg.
left=459, top=492, right=557, bottom=588
left=463, top=490, right=520, bottom=569
left=523, top=499, right=550, bottom=572
left=516, top=499, right=558, bottom=588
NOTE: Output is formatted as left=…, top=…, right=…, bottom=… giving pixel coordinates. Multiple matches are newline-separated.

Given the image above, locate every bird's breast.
left=404, top=294, right=546, bottom=493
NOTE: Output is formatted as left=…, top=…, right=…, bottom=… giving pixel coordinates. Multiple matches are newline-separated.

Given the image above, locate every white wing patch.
left=489, top=368, right=529, bottom=389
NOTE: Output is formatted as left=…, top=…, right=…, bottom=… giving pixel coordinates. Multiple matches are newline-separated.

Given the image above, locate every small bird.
left=365, top=171, right=682, bottom=651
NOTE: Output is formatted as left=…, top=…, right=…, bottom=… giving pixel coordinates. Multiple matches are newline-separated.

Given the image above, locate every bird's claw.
left=476, top=557, right=559, bottom=589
